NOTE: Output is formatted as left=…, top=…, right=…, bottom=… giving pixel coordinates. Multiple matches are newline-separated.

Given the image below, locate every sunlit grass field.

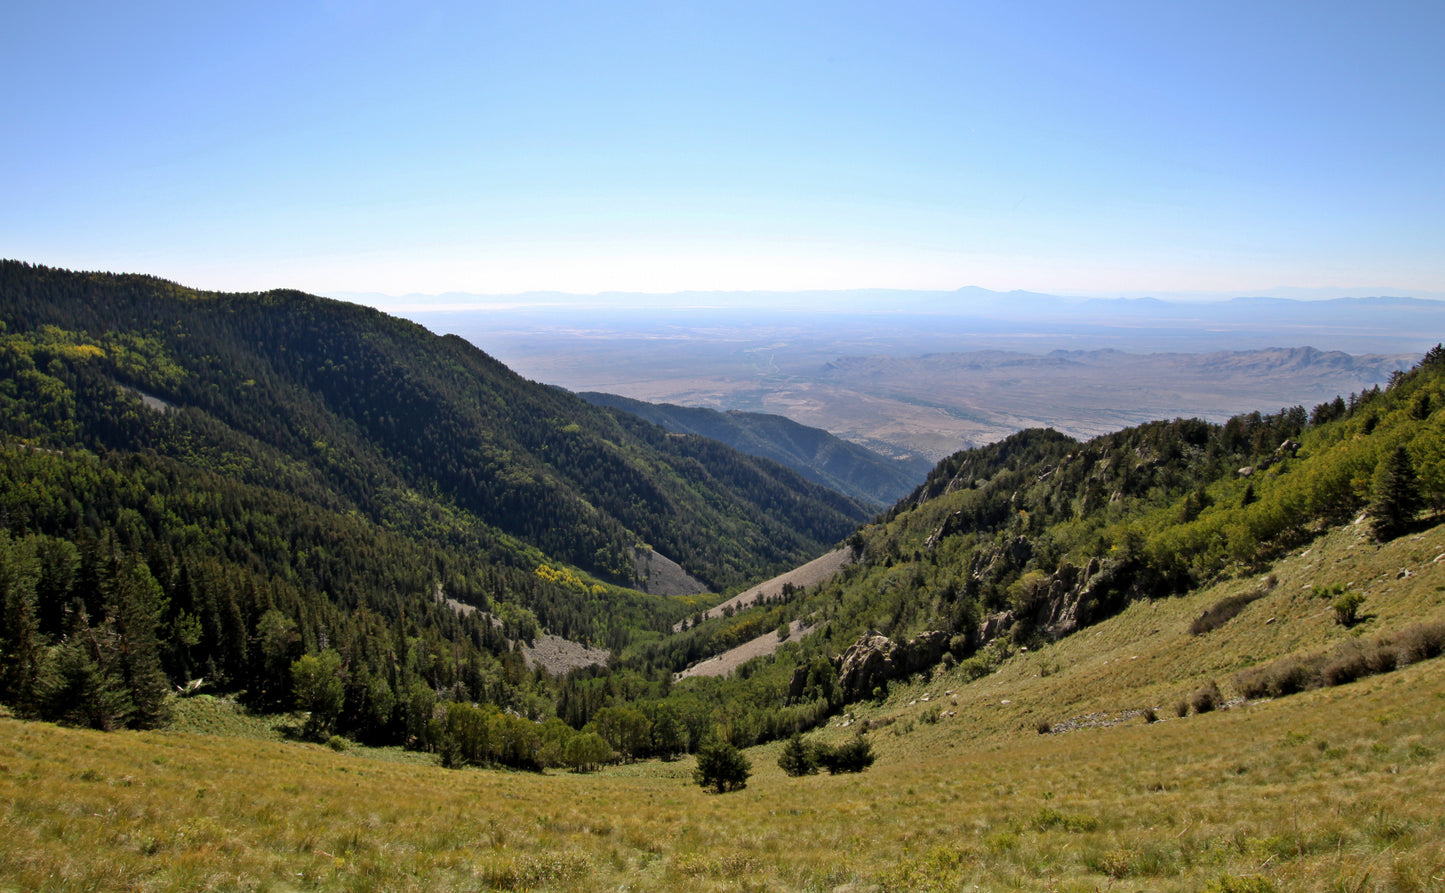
left=4, top=522, right=1444, bottom=892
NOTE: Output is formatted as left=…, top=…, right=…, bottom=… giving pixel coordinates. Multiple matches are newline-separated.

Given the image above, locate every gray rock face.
left=835, top=630, right=897, bottom=702
left=834, top=629, right=952, bottom=702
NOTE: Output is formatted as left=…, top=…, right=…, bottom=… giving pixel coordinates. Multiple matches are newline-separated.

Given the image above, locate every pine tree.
left=1369, top=445, right=1422, bottom=541
left=40, top=608, right=134, bottom=730
left=0, top=532, right=44, bottom=714
left=693, top=739, right=751, bottom=793
left=777, top=733, right=817, bottom=777
left=107, top=555, right=173, bottom=728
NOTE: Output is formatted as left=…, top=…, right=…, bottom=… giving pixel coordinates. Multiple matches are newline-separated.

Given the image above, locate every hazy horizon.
left=332, top=284, right=1445, bottom=315
left=5, top=3, right=1442, bottom=302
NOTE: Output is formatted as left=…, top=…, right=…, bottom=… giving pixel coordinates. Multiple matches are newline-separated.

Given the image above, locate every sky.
left=4, top=1, right=1444, bottom=302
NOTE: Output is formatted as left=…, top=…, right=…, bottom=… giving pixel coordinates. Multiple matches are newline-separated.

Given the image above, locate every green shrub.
left=815, top=734, right=876, bottom=774
left=1332, top=591, right=1365, bottom=626
left=1032, top=806, right=1099, bottom=832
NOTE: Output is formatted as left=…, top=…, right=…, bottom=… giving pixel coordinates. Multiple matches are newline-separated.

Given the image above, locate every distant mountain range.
left=346, top=287, right=1445, bottom=356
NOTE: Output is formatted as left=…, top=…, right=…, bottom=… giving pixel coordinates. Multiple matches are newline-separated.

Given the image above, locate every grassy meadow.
left=4, top=520, right=1444, bottom=892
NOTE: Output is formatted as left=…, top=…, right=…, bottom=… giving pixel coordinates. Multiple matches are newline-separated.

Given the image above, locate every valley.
left=3, top=263, right=1445, bottom=892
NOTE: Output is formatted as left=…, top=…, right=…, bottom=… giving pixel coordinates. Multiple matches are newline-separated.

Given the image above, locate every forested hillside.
left=579, top=392, right=931, bottom=507
left=0, top=261, right=868, bottom=749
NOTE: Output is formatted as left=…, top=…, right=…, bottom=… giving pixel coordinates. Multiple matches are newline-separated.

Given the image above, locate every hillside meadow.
left=4, top=521, right=1443, bottom=892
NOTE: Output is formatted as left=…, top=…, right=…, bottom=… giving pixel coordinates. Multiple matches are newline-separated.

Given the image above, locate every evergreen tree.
left=106, top=555, right=172, bottom=728
left=693, top=739, right=751, bottom=793
left=1369, top=445, right=1422, bottom=541
left=777, top=733, right=817, bottom=777
left=39, top=608, right=134, bottom=730
left=0, top=533, right=44, bottom=715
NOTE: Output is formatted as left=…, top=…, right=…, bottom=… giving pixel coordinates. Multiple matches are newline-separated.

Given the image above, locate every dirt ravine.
left=676, top=619, right=815, bottom=679
left=673, top=547, right=854, bottom=631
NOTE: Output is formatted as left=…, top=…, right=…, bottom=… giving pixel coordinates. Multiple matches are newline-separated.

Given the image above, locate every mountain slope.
left=578, top=392, right=930, bottom=507
left=0, top=261, right=869, bottom=593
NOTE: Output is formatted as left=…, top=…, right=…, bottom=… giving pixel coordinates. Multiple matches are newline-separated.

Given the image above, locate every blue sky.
left=4, top=1, right=1443, bottom=300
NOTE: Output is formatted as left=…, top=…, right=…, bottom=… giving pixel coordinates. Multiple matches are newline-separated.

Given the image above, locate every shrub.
left=1190, top=680, right=1223, bottom=714
left=1236, top=618, right=1445, bottom=701
left=1321, top=640, right=1399, bottom=686
left=1190, top=593, right=1261, bottom=636
left=693, top=740, right=751, bottom=793
left=1142, top=707, right=1158, bottom=723
left=1320, top=648, right=1371, bottom=687
left=1267, top=656, right=1322, bottom=696
left=1332, top=591, right=1365, bottom=626
left=1037, top=721, right=1052, bottom=734
left=1175, top=699, right=1190, bottom=718
left=325, top=735, right=348, bottom=752
left=1389, top=620, right=1445, bottom=664
left=1234, top=656, right=1324, bottom=699
left=815, top=734, right=876, bottom=774
left=1032, top=806, right=1099, bottom=832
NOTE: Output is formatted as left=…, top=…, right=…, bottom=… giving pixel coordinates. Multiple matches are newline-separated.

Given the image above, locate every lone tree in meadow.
left=778, top=733, right=818, bottom=777
left=693, top=739, right=751, bottom=793
left=1369, top=445, right=1421, bottom=541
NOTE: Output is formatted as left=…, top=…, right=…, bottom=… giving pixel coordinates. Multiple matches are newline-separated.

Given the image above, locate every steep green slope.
left=0, top=261, right=869, bottom=592
left=579, top=391, right=931, bottom=507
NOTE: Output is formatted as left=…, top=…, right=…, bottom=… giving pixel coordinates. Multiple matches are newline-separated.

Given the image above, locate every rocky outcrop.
left=1239, top=439, right=1301, bottom=478
left=834, top=629, right=952, bottom=702
left=924, top=511, right=969, bottom=549
left=831, top=545, right=1157, bottom=703
left=1009, top=555, right=1152, bottom=641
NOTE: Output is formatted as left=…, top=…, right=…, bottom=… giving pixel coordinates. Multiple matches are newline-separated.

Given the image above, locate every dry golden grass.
left=3, top=522, right=1444, bottom=892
